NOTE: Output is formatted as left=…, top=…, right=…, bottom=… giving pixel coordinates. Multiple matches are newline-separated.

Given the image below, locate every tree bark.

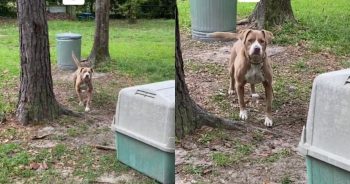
left=67, top=6, right=76, bottom=20
left=89, top=0, right=110, bottom=66
left=248, top=0, right=295, bottom=29
left=16, top=0, right=63, bottom=125
left=175, top=6, right=239, bottom=138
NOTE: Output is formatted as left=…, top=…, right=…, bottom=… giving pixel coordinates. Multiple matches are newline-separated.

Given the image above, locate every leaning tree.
left=16, top=0, right=70, bottom=125
left=89, top=0, right=111, bottom=65
left=175, top=6, right=241, bottom=138
left=245, top=0, right=295, bottom=29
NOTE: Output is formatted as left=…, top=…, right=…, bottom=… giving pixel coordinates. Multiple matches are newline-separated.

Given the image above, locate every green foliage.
left=117, top=0, right=148, bottom=23
left=0, top=0, right=16, bottom=17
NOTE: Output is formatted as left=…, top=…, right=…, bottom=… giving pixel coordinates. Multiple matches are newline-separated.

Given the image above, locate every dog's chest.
left=245, top=64, right=265, bottom=84
left=78, top=81, right=90, bottom=90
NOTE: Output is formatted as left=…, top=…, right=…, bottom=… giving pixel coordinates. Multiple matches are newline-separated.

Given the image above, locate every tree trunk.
left=89, top=0, right=110, bottom=66
left=175, top=6, right=239, bottom=138
left=67, top=6, right=76, bottom=20
left=16, top=0, right=62, bottom=125
left=249, top=0, right=295, bottom=29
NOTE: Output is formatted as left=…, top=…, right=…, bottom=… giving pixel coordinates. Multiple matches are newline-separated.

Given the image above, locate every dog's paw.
left=239, top=110, right=248, bottom=120
left=264, top=117, right=273, bottom=127
left=85, top=107, right=90, bottom=112
left=251, top=93, right=260, bottom=99
left=79, top=101, right=84, bottom=106
left=228, top=89, right=234, bottom=95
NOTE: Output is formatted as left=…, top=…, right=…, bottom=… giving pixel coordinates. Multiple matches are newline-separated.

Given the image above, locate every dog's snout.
left=253, top=47, right=260, bottom=54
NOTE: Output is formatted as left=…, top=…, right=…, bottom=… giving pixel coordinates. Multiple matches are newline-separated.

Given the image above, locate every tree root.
left=194, top=105, right=293, bottom=138
left=59, top=106, right=83, bottom=117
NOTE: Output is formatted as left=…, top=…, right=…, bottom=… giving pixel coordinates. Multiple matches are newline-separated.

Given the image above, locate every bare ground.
left=175, top=31, right=349, bottom=184
left=0, top=68, right=154, bottom=183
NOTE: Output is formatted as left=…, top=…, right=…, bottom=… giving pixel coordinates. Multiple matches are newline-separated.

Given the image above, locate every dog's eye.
left=247, top=39, right=254, bottom=43
left=259, top=39, right=265, bottom=44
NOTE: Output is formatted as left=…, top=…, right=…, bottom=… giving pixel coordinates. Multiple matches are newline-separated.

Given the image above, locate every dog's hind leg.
left=250, top=84, right=260, bottom=100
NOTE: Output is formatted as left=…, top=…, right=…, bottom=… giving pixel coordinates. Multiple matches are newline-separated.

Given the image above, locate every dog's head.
left=239, top=29, right=274, bottom=59
left=80, top=67, right=93, bottom=81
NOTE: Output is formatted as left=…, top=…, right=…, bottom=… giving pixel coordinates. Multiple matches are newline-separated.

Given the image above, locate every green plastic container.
left=298, top=70, right=350, bottom=184
left=112, top=81, right=175, bottom=184
left=306, top=156, right=350, bottom=184
left=116, top=133, right=175, bottom=183
left=190, top=0, right=237, bottom=41
left=56, top=33, right=82, bottom=70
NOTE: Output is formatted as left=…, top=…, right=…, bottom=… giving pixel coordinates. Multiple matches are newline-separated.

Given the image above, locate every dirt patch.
left=176, top=32, right=348, bottom=183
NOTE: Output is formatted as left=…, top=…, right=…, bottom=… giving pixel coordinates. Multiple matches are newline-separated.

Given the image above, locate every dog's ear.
left=80, top=67, right=84, bottom=73
left=91, top=68, right=94, bottom=73
left=239, top=29, right=252, bottom=43
left=262, top=30, right=274, bottom=44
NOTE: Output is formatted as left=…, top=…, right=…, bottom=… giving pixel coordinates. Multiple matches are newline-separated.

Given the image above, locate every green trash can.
left=56, top=33, right=82, bottom=70
left=190, top=0, right=237, bottom=41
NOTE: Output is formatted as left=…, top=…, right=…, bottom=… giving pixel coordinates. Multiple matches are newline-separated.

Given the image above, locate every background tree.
left=175, top=6, right=239, bottom=138
left=246, top=0, right=295, bottom=29
left=16, top=0, right=69, bottom=125
left=89, top=0, right=111, bottom=65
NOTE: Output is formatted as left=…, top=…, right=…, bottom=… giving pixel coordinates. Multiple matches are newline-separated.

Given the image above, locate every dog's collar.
left=248, top=54, right=266, bottom=65
left=248, top=57, right=264, bottom=65
left=249, top=60, right=264, bottom=65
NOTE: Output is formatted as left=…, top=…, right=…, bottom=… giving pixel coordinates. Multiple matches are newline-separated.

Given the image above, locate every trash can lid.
left=56, top=33, right=82, bottom=40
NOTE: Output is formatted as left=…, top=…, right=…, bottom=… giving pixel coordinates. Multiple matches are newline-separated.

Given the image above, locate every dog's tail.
left=72, top=51, right=81, bottom=67
left=207, top=32, right=239, bottom=41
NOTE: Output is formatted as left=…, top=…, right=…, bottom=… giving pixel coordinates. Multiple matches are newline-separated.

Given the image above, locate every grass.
left=177, top=0, right=350, bottom=55
left=263, top=148, right=291, bottom=163
left=198, top=128, right=229, bottom=144
left=0, top=19, right=174, bottom=114
left=0, top=141, right=148, bottom=183
left=281, top=175, right=293, bottom=184
left=212, top=141, right=254, bottom=167
left=184, top=164, right=204, bottom=175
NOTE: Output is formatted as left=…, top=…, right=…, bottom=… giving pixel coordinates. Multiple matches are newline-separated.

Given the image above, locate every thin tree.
left=244, top=0, right=295, bottom=29
left=16, top=0, right=71, bottom=125
left=175, top=6, right=241, bottom=138
left=89, top=0, right=111, bottom=65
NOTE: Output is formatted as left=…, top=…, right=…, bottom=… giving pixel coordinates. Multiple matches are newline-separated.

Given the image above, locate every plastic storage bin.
left=111, top=80, right=175, bottom=184
left=56, top=33, right=82, bottom=70
left=298, top=69, right=350, bottom=183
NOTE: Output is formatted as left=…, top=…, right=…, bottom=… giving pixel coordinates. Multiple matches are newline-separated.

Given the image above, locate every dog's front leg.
left=75, top=85, right=83, bottom=106
left=263, top=81, right=273, bottom=127
left=85, top=84, right=93, bottom=112
left=236, top=82, right=247, bottom=120
left=228, top=67, right=235, bottom=95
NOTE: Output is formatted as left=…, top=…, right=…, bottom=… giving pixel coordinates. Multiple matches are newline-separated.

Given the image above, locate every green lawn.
left=177, top=0, right=350, bottom=55
left=0, top=19, right=174, bottom=113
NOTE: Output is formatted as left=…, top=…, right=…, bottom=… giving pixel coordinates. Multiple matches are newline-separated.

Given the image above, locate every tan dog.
left=72, top=52, right=94, bottom=112
left=210, top=29, right=274, bottom=127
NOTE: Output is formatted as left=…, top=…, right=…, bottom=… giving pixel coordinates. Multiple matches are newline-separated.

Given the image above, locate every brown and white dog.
left=72, top=52, right=94, bottom=112
left=209, top=29, right=274, bottom=127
